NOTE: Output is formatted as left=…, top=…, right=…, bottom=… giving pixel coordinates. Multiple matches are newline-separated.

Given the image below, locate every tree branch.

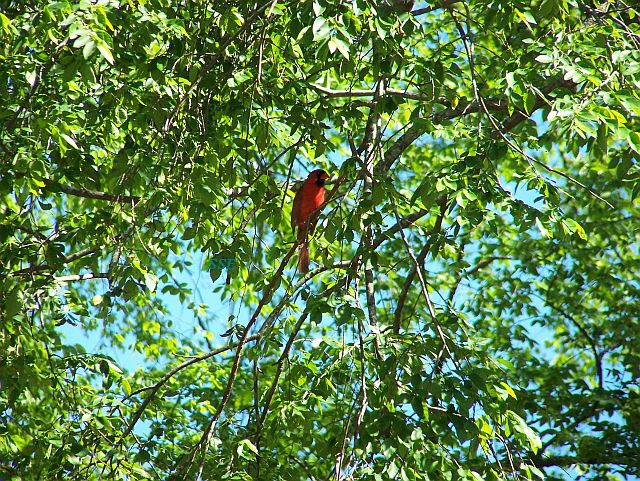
left=121, top=334, right=261, bottom=438
left=393, top=242, right=430, bottom=334
left=122, top=260, right=352, bottom=441
left=393, top=198, right=447, bottom=333
left=311, top=83, right=437, bottom=102
left=534, top=453, right=640, bottom=468
left=12, top=247, right=97, bottom=276
left=259, top=311, right=309, bottom=424
left=447, top=255, right=510, bottom=306
left=411, top=0, right=462, bottom=15
left=4, top=36, right=70, bottom=159
left=43, top=179, right=141, bottom=204
left=379, top=77, right=576, bottom=174
left=162, top=1, right=276, bottom=134
left=544, top=300, right=604, bottom=389
left=54, top=272, right=109, bottom=283
left=179, top=244, right=298, bottom=480
left=392, top=202, right=450, bottom=350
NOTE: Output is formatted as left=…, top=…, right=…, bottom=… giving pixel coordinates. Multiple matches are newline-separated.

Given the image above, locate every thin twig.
left=43, top=179, right=140, bottom=204
left=542, top=298, right=604, bottom=389
left=162, top=1, right=275, bottom=133
left=259, top=311, right=309, bottom=424
left=185, top=243, right=299, bottom=481
left=392, top=202, right=451, bottom=352
left=310, top=83, right=434, bottom=101
left=449, top=6, right=613, bottom=209
left=393, top=198, right=448, bottom=333
left=12, top=247, right=97, bottom=276
left=54, top=272, right=109, bottom=283
left=411, top=0, right=462, bottom=15
left=339, top=311, right=370, bottom=477
left=122, top=335, right=260, bottom=438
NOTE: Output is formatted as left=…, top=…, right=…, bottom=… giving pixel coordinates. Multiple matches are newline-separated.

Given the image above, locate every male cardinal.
left=291, top=169, right=329, bottom=273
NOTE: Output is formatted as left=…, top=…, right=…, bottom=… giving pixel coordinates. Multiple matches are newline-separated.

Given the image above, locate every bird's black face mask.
left=316, top=171, right=328, bottom=187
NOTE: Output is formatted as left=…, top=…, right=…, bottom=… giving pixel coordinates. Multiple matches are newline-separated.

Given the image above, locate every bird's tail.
left=298, top=241, right=310, bottom=273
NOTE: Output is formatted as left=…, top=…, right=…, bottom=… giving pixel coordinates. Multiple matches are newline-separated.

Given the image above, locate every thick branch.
left=360, top=79, right=384, bottom=356
left=364, top=268, right=378, bottom=328
left=380, top=78, right=577, bottom=174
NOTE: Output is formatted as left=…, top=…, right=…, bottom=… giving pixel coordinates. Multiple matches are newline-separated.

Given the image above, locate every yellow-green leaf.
left=97, top=42, right=114, bottom=65
left=629, top=132, right=640, bottom=153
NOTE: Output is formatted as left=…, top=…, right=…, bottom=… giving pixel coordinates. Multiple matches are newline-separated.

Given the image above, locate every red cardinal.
left=291, top=169, right=329, bottom=273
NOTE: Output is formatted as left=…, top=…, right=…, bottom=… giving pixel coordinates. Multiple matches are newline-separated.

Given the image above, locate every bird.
left=291, top=169, right=329, bottom=273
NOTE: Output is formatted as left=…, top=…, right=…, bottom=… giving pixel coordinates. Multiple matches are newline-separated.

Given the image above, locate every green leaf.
left=509, top=411, right=542, bottom=453
left=535, top=54, right=553, bottom=63
left=312, top=17, right=330, bottom=41
left=499, top=381, right=517, bottom=399
left=387, top=461, right=399, bottom=478
left=97, top=41, right=114, bottom=65
left=91, top=295, right=104, bottom=306
left=83, top=40, right=96, bottom=59
left=535, top=217, right=550, bottom=238
left=0, top=12, right=11, bottom=33
left=563, top=218, right=587, bottom=240
left=329, top=37, right=350, bottom=60
left=60, top=133, right=78, bottom=149
left=524, top=91, right=536, bottom=115
left=629, top=132, right=640, bottom=153
left=122, top=378, right=132, bottom=396
left=144, top=272, right=158, bottom=293
left=25, top=69, right=37, bottom=86
left=240, top=439, right=259, bottom=455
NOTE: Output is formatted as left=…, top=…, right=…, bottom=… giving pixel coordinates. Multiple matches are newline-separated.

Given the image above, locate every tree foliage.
left=2, top=0, right=640, bottom=480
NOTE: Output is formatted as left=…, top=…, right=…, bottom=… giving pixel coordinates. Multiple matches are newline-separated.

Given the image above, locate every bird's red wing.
left=291, top=188, right=302, bottom=233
